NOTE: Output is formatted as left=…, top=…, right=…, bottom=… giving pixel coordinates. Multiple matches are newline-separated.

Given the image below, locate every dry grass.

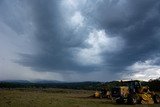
left=0, top=88, right=159, bottom=107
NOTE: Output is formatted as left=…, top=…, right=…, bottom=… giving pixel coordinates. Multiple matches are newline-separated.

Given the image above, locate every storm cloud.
left=0, top=0, right=160, bottom=81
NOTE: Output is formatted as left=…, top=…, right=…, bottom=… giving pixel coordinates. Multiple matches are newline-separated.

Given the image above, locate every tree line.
left=0, top=78, right=159, bottom=91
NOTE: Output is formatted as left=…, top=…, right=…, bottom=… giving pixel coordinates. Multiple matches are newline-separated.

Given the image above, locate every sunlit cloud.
left=71, top=11, right=84, bottom=27
left=123, top=57, right=160, bottom=81
left=73, top=29, right=124, bottom=65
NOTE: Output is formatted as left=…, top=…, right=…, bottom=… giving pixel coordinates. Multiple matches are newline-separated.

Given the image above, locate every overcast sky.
left=0, top=0, right=160, bottom=81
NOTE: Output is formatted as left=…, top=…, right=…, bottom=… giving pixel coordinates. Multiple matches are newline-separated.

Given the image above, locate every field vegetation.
left=0, top=88, right=160, bottom=107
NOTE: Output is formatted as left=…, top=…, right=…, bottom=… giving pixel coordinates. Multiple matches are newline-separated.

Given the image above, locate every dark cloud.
left=16, top=0, right=99, bottom=73
left=86, top=0, right=160, bottom=72
left=1, top=0, right=160, bottom=80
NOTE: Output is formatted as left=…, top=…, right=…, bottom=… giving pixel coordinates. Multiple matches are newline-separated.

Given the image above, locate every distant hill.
left=0, top=80, right=31, bottom=83
left=0, top=78, right=160, bottom=91
left=0, top=80, right=64, bottom=84
left=0, top=80, right=102, bottom=90
left=30, top=79, right=63, bottom=83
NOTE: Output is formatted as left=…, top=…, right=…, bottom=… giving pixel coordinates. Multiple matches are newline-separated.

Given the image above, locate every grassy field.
left=0, top=88, right=159, bottom=107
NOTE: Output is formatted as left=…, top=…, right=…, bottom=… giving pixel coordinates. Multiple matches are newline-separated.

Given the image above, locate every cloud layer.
left=0, top=0, right=160, bottom=81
